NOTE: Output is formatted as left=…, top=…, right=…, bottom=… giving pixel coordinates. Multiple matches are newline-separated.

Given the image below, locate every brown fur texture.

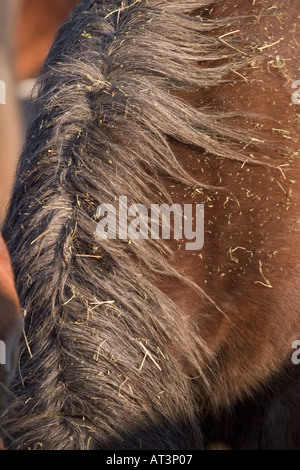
left=1, top=0, right=300, bottom=449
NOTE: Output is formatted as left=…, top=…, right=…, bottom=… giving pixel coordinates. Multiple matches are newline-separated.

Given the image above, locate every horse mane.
left=2, top=0, right=268, bottom=449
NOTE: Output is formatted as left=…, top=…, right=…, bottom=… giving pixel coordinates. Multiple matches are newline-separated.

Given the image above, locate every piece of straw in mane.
left=1, top=0, right=272, bottom=450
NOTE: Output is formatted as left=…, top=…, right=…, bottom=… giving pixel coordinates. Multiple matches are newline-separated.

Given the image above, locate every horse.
left=1, top=0, right=299, bottom=449
left=0, top=0, right=75, bottom=438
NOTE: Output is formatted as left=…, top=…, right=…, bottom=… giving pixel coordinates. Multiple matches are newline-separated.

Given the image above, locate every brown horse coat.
left=1, top=0, right=299, bottom=449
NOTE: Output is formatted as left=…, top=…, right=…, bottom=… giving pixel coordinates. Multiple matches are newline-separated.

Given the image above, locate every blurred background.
left=0, top=0, right=78, bottom=224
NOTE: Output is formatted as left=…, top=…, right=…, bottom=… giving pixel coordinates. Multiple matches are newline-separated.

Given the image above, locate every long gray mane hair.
left=1, top=0, right=261, bottom=449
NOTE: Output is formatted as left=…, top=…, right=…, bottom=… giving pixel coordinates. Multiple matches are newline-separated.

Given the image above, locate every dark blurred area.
left=0, top=0, right=78, bottom=224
